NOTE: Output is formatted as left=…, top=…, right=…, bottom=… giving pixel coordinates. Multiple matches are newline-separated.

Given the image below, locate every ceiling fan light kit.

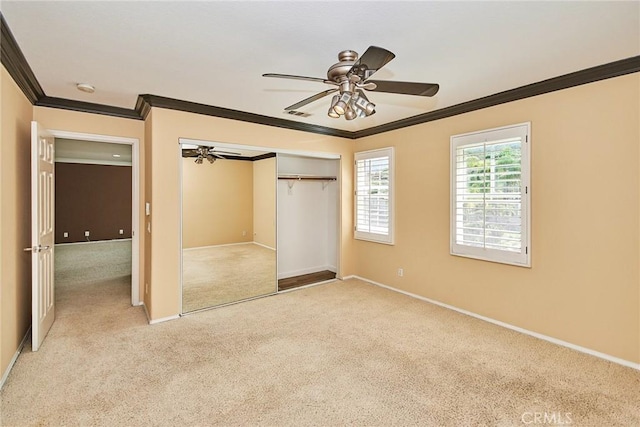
left=263, top=46, right=439, bottom=121
left=182, top=146, right=240, bottom=165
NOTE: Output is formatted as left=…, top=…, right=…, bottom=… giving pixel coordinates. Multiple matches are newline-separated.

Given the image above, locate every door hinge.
left=526, top=246, right=528, bottom=255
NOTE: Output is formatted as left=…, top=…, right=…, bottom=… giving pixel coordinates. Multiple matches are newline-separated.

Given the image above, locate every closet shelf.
left=277, top=174, right=337, bottom=181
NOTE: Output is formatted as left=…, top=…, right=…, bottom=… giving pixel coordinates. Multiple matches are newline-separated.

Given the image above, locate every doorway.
left=50, top=130, right=141, bottom=306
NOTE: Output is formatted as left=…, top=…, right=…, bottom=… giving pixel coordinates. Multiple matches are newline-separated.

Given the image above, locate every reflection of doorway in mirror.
left=180, top=145, right=277, bottom=313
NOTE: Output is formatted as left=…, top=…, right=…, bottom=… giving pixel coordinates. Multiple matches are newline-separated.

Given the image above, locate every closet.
left=179, top=138, right=340, bottom=313
left=277, top=154, right=339, bottom=291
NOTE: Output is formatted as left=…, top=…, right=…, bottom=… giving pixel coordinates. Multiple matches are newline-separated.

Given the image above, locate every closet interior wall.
left=277, top=155, right=339, bottom=280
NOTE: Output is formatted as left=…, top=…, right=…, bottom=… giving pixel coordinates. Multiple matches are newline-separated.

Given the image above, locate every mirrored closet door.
left=180, top=142, right=277, bottom=313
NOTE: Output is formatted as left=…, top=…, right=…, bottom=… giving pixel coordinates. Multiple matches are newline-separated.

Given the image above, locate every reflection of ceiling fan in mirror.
left=263, top=45, right=439, bottom=120
left=181, top=146, right=241, bottom=164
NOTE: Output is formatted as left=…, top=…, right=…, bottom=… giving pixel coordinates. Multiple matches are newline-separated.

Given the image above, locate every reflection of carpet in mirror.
left=182, top=243, right=276, bottom=312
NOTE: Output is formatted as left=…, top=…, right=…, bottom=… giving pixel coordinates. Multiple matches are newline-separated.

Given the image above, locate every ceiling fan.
left=263, top=46, right=439, bottom=120
left=181, top=146, right=241, bottom=164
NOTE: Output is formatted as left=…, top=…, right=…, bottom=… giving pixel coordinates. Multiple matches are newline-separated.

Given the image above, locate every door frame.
left=50, top=130, right=141, bottom=306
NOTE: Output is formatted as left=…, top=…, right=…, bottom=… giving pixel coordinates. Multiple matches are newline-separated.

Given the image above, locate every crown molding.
left=135, top=95, right=354, bottom=139
left=0, top=14, right=44, bottom=103
left=355, top=55, right=640, bottom=138
left=36, top=96, right=142, bottom=120
left=2, top=13, right=638, bottom=140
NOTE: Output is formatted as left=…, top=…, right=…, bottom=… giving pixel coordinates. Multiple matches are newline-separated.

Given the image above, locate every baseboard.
left=142, top=301, right=151, bottom=323
left=55, top=238, right=132, bottom=246
left=149, top=314, right=180, bottom=325
left=0, top=327, right=31, bottom=390
left=252, top=241, right=276, bottom=251
left=183, top=241, right=253, bottom=251
left=278, top=265, right=336, bottom=280
left=354, top=276, right=640, bottom=371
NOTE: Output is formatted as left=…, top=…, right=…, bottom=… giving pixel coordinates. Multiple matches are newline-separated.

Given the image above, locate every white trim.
left=277, top=278, right=338, bottom=294
left=50, top=130, right=141, bottom=306
left=55, top=238, right=132, bottom=247
left=182, top=241, right=255, bottom=251
left=278, top=265, right=337, bottom=280
left=55, top=157, right=132, bottom=167
left=354, top=276, right=640, bottom=371
left=252, top=241, right=276, bottom=251
left=51, top=131, right=138, bottom=145
left=149, top=314, right=181, bottom=325
left=0, top=327, right=31, bottom=390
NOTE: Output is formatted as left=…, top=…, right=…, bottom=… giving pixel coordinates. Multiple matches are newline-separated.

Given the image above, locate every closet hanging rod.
left=277, top=175, right=337, bottom=181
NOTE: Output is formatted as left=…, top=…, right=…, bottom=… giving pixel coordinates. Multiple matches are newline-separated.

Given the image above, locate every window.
left=451, top=123, right=530, bottom=266
left=355, top=147, right=394, bottom=244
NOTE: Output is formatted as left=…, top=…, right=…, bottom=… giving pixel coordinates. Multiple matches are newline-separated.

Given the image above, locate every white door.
left=29, top=121, right=55, bottom=351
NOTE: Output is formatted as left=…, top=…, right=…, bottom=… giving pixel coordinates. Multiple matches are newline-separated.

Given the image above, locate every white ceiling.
left=1, top=1, right=638, bottom=132
left=55, top=139, right=132, bottom=165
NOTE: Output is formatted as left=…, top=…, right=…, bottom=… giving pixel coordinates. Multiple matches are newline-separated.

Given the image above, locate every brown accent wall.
left=55, top=163, right=132, bottom=243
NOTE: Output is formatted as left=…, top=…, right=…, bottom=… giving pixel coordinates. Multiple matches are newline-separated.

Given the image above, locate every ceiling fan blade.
left=210, top=149, right=241, bottom=156
left=284, top=89, right=338, bottom=111
left=263, top=73, right=337, bottom=86
left=348, top=46, right=395, bottom=80
left=366, top=80, right=440, bottom=97
left=181, top=149, right=199, bottom=158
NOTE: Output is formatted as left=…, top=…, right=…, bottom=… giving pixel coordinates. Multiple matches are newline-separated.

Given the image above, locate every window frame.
left=354, top=147, right=395, bottom=245
left=450, top=122, right=531, bottom=267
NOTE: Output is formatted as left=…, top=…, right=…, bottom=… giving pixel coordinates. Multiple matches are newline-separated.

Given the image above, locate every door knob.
left=23, top=245, right=50, bottom=252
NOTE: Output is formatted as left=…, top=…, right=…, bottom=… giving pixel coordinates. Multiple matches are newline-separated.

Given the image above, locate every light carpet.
left=182, top=243, right=277, bottom=312
left=1, top=242, right=638, bottom=426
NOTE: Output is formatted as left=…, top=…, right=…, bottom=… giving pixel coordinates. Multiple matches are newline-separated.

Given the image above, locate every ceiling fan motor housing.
left=327, top=50, right=358, bottom=83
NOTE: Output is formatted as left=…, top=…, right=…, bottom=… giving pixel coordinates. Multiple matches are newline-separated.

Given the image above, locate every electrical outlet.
left=242, top=231, right=247, bottom=236
left=145, top=282, right=149, bottom=295
left=397, top=268, right=404, bottom=277
left=63, top=232, right=69, bottom=238
left=84, top=231, right=90, bottom=237
left=119, top=229, right=124, bottom=235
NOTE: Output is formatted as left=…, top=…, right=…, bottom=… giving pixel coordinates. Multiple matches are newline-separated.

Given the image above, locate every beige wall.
left=182, top=158, right=253, bottom=248
left=146, top=107, right=353, bottom=320
left=1, top=66, right=33, bottom=378
left=354, top=74, right=640, bottom=364
left=253, top=157, right=276, bottom=249
left=32, top=106, right=146, bottom=307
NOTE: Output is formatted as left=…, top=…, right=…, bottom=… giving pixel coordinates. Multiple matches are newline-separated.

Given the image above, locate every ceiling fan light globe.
left=328, top=94, right=340, bottom=118
left=333, top=100, right=347, bottom=115
left=364, top=102, right=376, bottom=116
left=345, top=109, right=357, bottom=120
